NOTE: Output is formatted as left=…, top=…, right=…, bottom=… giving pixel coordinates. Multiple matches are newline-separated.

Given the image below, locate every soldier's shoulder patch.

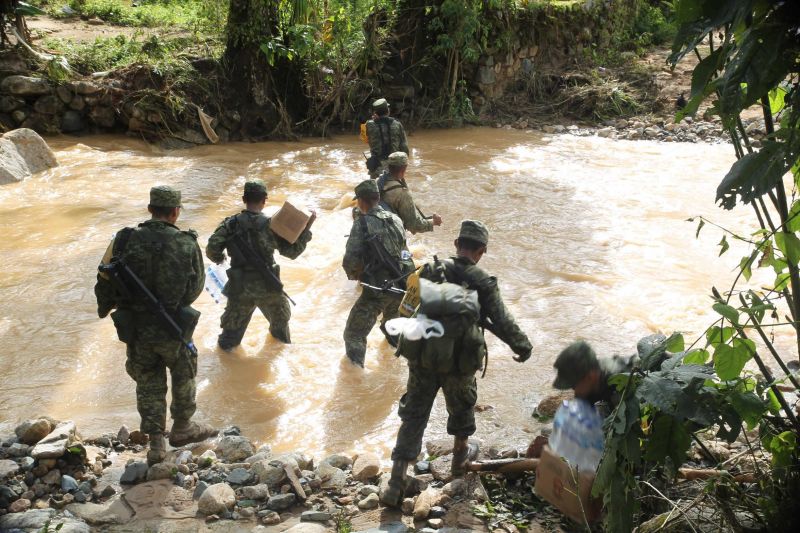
left=181, top=229, right=199, bottom=240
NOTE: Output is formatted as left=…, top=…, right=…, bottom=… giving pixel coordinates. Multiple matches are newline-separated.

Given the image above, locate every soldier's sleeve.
left=342, top=221, right=364, bottom=280
left=205, top=222, right=229, bottom=264
left=274, top=227, right=312, bottom=259
left=94, top=239, right=117, bottom=318
left=183, top=231, right=205, bottom=305
left=478, top=277, right=532, bottom=357
left=367, top=121, right=381, bottom=158
left=397, top=122, right=409, bottom=154
left=395, top=190, right=433, bottom=234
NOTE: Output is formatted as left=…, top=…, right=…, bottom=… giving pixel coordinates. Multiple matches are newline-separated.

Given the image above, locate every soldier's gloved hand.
left=513, top=350, right=531, bottom=363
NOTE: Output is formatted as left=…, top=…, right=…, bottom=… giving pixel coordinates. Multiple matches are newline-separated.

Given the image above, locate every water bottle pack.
left=384, top=314, right=445, bottom=341
left=549, top=399, right=605, bottom=472
left=205, top=262, right=229, bottom=304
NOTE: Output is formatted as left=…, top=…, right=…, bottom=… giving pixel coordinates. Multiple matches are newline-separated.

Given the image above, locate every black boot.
left=270, top=325, right=291, bottom=344
left=380, top=460, right=408, bottom=508
left=218, top=327, right=246, bottom=351
left=451, top=436, right=479, bottom=477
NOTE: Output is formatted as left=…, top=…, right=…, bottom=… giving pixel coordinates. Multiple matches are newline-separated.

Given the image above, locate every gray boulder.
left=0, top=76, right=52, bottom=96
left=0, top=129, right=59, bottom=185
left=197, top=483, right=235, bottom=515
left=215, top=435, right=254, bottom=463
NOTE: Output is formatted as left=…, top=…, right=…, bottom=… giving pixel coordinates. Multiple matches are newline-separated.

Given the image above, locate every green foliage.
left=47, top=0, right=227, bottom=30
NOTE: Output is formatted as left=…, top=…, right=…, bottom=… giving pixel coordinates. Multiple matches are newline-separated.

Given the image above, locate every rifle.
left=227, top=234, right=296, bottom=306
left=360, top=282, right=406, bottom=296
left=98, top=260, right=198, bottom=358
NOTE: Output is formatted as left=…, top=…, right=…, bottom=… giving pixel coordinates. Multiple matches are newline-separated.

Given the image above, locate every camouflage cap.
left=149, top=185, right=182, bottom=208
left=354, top=179, right=379, bottom=199
left=458, top=220, right=489, bottom=246
left=244, top=179, right=267, bottom=195
left=387, top=151, right=408, bottom=167
left=372, top=98, right=389, bottom=113
left=553, top=340, right=599, bottom=390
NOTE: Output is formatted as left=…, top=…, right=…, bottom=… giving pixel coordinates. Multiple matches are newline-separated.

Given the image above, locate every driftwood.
left=467, top=458, right=756, bottom=483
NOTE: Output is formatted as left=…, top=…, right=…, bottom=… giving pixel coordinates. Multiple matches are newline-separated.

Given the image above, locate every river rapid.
left=0, top=128, right=779, bottom=458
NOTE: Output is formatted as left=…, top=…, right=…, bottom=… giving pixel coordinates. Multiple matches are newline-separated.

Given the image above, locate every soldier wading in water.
left=94, top=186, right=217, bottom=465
left=381, top=220, right=533, bottom=507
left=206, top=179, right=316, bottom=350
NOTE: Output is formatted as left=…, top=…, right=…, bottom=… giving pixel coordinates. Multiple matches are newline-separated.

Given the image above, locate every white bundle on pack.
left=384, top=314, right=445, bottom=340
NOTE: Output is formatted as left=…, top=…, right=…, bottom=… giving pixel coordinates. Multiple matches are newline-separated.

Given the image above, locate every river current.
left=0, top=128, right=777, bottom=457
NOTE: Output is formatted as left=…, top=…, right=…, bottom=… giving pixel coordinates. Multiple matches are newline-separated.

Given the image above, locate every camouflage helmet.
left=458, top=220, right=489, bottom=246
left=387, top=151, right=408, bottom=168
left=244, top=179, right=267, bottom=196
left=553, top=340, right=600, bottom=389
left=149, top=185, right=182, bottom=208
left=354, top=179, right=379, bottom=199
left=372, top=98, right=389, bottom=113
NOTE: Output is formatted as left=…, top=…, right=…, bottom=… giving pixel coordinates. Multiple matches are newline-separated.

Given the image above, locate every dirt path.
left=26, top=14, right=189, bottom=44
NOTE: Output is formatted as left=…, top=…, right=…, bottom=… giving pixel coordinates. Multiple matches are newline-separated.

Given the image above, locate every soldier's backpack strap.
left=377, top=117, right=395, bottom=159
left=112, top=227, right=135, bottom=257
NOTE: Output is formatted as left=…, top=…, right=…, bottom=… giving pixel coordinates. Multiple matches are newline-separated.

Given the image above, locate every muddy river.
left=0, top=128, right=774, bottom=457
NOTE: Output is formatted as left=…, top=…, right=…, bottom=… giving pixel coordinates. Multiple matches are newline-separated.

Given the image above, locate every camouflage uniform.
left=366, top=99, right=409, bottom=179
left=379, top=173, right=433, bottom=234
left=206, top=181, right=312, bottom=348
left=94, top=187, right=205, bottom=436
left=391, top=245, right=533, bottom=461
left=343, top=180, right=411, bottom=366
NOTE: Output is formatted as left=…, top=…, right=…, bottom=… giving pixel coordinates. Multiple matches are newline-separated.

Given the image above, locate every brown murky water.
left=0, top=128, right=774, bottom=457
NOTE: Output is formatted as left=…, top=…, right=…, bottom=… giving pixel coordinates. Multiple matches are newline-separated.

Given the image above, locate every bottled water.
left=549, top=399, right=604, bottom=472
left=205, top=263, right=229, bottom=304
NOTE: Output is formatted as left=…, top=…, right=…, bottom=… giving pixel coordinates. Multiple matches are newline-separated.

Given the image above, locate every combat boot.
left=218, top=328, right=246, bottom=351
left=269, top=326, right=291, bottom=344
left=379, top=460, right=408, bottom=508
left=147, top=433, right=167, bottom=466
left=451, top=436, right=479, bottom=477
left=168, top=419, right=218, bottom=447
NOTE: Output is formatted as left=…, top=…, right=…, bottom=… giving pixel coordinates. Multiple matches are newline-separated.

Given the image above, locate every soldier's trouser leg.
left=343, top=290, right=385, bottom=366
left=219, top=295, right=256, bottom=349
left=125, top=341, right=170, bottom=434
left=391, top=365, right=441, bottom=461
left=442, top=373, right=478, bottom=437
left=166, top=343, right=198, bottom=423
left=257, top=291, right=292, bottom=343
left=378, top=294, right=402, bottom=347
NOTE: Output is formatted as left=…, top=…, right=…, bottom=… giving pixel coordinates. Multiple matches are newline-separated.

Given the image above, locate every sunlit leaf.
left=707, top=326, right=735, bottom=345
left=665, top=333, right=685, bottom=353
left=716, top=141, right=790, bottom=210
left=685, top=348, right=710, bottom=364
left=730, top=391, right=767, bottom=428
left=712, top=302, right=739, bottom=324
left=768, top=86, right=788, bottom=114
left=718, top=235, right=729, bottom=256
left=774, top=271, right=791, bottom=291
left=713, top=338, right=754, bottom=380
left=775, top=231, right=800, bottom=266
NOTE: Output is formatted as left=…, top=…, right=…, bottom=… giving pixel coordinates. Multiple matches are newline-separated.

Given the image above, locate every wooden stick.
left=467, top=458, right=540, bottom=474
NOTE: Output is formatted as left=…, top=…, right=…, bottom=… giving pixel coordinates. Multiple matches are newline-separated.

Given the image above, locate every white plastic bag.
left=385, top=314, right=445, bottom=340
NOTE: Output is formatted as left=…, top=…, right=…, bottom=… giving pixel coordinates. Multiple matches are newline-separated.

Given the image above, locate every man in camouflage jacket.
left=94, top=186, right=217, bottom=465
left=366, top=98, right=409, bottom=178
left=381, top=220, right=532, bottom=507
left=343, top=179, right=412, bottom=367
left=378, top=151, right=442, bottom=234
left=206, top=179, right=316, bottom=350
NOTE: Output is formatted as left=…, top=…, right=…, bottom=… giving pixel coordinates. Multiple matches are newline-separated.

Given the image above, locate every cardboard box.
left=270, top=201, right=310, bottom=244
left=534, top=446, right=601, bottom=524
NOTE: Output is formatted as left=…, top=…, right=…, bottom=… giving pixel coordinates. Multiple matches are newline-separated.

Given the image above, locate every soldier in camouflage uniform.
left=206, top=179, right=316, bottom=350
left=378, top=151, right=442, bottom=234
left=553, top=340, right=640, bottom=409
left=366, top=98, right=409, bottom=178
left=381, top=220, right=532, bottom=507
left=94, top=186, right=217, bottom=465
left=343, top=179, right=412, bottom=367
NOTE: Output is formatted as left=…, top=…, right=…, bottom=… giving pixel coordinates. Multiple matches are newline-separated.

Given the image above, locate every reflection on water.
left=0, top=128, right=775, bottom=456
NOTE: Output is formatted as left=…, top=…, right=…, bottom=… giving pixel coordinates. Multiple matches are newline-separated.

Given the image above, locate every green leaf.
left=787, top=200, right=800, bottom=232
left=645, top=415, right=691, bottom=466
left=665, top=333, right=685, bottom=353
left=775, top=231, right=800, bottom=266
left=716, top=141, right=790, bottom=210
left=14, top=2, right=45, bottom=16
left=739, top=254, right=753, bottom=281
left=637, top=375, right=684, bottom=413
left=707, top=326, right=735, bottom=346
left=766, top=431, right=797, bottom=468
left=685, top=348, right=710, bottom=364
left=712, top=302, right=739, bottom=324
left=718, top=235, right=730, bottom=256
left=774, top=271, right=791, bottom=291
left=730, top=391, right=767, bottom=428
left=713, top=339, right=754, bottom=380
left=695, top=218, right=705, bottom=238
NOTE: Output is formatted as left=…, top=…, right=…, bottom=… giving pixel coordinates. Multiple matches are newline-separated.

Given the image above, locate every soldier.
left=553, top=340, right=640, bottom=408
left=342, top=179, right=413, bottom=367
left=381, top=220, right=533, bottom=507
left=206, top=179, right=316, bottom=350
left=378, top=151, right=442, bottom=234
left=94, top=186, right=217, bottom=466
left=365, top=98, right=409, bottom=178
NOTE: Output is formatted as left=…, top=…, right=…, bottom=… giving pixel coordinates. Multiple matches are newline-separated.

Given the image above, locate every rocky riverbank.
left=0, top=417, right=525, bottom=532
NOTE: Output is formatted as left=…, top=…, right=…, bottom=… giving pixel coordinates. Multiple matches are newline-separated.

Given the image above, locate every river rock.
left=414, top=487, right=435, bottom=520
left=354, top=522, right=411, bottom=533
left=245, top=451, right=272, bottom=464
left=266, top=493, right=295, bottom=511
left=34, top=95, right=64, bottom=115
left=198, top=449, right=217, bottom=466
left=18, top=456, right=35, bottom=471
left=352, top=452, right=381, bottom=482
left=0, top=95, right=24, bottom=113
left=0, top=458, right=21, bottom=479
left=240, top=483, right=270, bottom=500
left=427, top=518, right=444, bottom=529
left=401, top=497, right=415, bottom=515
left=301, top=510, right=332, bottom=522
left=146, top=462, right=175, bottom=481
left=359, top=484, right=380, bottom=497
left=7, top=442, right=28, bottom=457
left=0, top=128, right=59, bottom=185
left=426, top=438, right=454, bottom=457
left=253, top=460, right=286, bottom=487
left=41, top=468, right=61, bottom=485
left=215, top=435, right=254, bottom=462
left=193, top=480, right=209, bottom=499
left=89, top=106, right=116, bottom=128
left=225, top=467, right=253, bottom=485
left=316, top=462, right=346, bottom=490
left=321, top=453, right=352, bottom=470
left=8, top=497, right=31, bottom=513
left=70, top=80, right=101, bottom=95
left=597, top=127, right=615, bottom=138
left=443, top=478, right=467, bottom=498
left=197, top=483, right=235, bottom=515
left=283, top=524, right=327, bottom=533
left=358, top=492, right=379, bottom=510
left=0, top=509, right=56, bottom=530
left=429, top=455, right=453, bottom=482
left=120, top=461, right=148, bottom=484
left=61, top=474, right=79, bottom=492
left=0, top=76, right=52, bottom=95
